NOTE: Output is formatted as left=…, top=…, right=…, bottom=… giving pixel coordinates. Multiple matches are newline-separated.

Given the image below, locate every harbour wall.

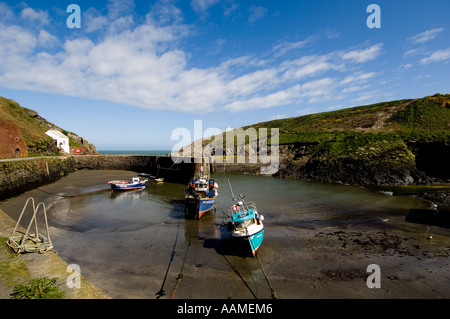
left=0, top=155, right=206, bottom=201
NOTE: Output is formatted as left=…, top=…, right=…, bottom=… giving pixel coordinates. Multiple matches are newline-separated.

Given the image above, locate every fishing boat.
left=227, top=196, right=264, bottom=256
left=184, top=176, right=218, bottom=219
left=226, top=180, right=264, bottom=256
left=108, top=177, right=148, bottom=191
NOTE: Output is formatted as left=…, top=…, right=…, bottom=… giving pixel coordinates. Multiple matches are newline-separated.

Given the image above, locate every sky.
left=0, top=0, right=449, bottom=150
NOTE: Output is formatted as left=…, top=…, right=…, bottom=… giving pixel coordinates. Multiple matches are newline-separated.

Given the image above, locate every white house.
left=46, top=130, right=70, bottom=154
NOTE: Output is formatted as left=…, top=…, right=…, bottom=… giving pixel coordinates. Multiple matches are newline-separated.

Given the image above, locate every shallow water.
left=2, top=170, right=449, bottom=298
left=46, top=173, right=434, bottom=236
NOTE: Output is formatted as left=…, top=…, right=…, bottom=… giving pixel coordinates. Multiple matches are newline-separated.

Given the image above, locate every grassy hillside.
left=198, top=94, right=450, bottom=185
left=245, top=94, right=450, bottom=147
left=0, top=96, right=96, bottom=157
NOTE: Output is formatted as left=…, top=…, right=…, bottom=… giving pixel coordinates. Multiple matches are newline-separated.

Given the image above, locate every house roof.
left=46, top=130, right=68, bottom=139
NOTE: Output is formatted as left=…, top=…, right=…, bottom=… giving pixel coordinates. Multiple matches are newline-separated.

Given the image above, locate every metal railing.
left=6, top=197, right=53, bottom=254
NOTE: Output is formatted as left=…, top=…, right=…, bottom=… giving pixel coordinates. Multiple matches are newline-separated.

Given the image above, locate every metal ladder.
left=6, top=197, right=53, bottom=254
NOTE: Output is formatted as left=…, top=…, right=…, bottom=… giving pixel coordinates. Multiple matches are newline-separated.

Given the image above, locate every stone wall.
left=0, top=155, right=199, bottom=201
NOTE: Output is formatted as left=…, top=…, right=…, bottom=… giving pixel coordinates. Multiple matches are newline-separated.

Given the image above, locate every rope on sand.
left=169, top=210, right=198, bottom=299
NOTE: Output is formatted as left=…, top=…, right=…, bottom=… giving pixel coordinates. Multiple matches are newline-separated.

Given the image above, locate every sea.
left=97, top=150, right=171, bottom=156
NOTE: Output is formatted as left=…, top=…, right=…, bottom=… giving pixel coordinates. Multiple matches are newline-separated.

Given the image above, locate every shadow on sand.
left=405, top=208, right=450, bottom=229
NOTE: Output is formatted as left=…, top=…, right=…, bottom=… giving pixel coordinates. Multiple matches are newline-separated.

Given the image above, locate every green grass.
left=10, top=277, right=65, bottom=299
left=389, top=97, right=450, bottom=141
left=191, top=95, right=449, bottom=166
left=0, top=237, right=30, bottom=288
left=240, top=95, right=450, bottom=151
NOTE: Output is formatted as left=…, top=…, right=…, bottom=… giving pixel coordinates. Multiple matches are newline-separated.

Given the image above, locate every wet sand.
left=1, top=169, right=450, bottom=299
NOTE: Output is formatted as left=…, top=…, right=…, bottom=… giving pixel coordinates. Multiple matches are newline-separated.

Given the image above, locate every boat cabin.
left=187, top=178, right=217, bottom=198
left=195, top=178, right=209, bottom=192
left=229, top=207, right=262, bottom=231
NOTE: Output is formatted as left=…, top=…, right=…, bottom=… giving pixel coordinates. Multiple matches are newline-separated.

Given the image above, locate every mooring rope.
left=159, top=159, right=178, bottom=178
left=155, top=217, right=181, bottom=299
left=254, top=253, right=278, bottom=299
left=244, top=223, right=278, bottom=299
left=169, top=210, right=198, bottom=299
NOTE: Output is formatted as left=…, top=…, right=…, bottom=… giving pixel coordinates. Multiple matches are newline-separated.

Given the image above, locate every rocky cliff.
left=271, top=95, right=450, bottom=186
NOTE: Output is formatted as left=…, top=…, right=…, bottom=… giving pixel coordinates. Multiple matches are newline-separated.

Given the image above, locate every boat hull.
left=184, top=196, right=216, bottom=219
left=232, top=228, right=264, bottom=256
left=110, top=182, right=146, bottom=191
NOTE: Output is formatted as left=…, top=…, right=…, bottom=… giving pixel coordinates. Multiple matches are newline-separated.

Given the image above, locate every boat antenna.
left=227, top=179, right=236, bottom=201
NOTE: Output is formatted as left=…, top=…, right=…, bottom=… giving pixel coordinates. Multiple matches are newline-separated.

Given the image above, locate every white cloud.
left=249, top=6, right=268, bottom=24
left=107, top=0, right=135, bottom=19
left=20, top=7, right=49, bottom=25
left=0, top=3, right=14, bottom=22
left=413, top=74, right=431, bottom=81
left=272, top=36, right=316, bottom=57
left=0, top=24, right=37, bottom=59
left=300, top=78, right=337, bottom=103
left=353, top=93, right=376, bottom=102
left=408, top=27, right=443, bottom=44
left=84, top=12, right=109, bottom=33
left=340, top=72, right=377, bottom=85
left=226, top=68, right=281, bottom=97
left=327, top=104, right=343, bottom=110
left=191, top=0, right=220, bottom=13
left=399, top=63, right=413, bottom=70
left=84, top=0, right=135, bottom=33
left=224, top=77, right=338, bottom=112
left=0, top=2, right=385, bottom=115
left=341, top=44, right=383, bottom=63
left=37, top=30, right=58, bottom=48
left=420, top=48, right=450, bottom=64
left=342, top=85, right=368, bottom=93
left=223, top=1, right=239, bottom=18
left=224, top=85, right=302, bottom=112
left=146, top=0, right=184, bottom=25
left=296, top=108, right=315, bottom=116
left=269, top=114, right=289, bottom=120
left=281, top=55, right=342, bottom=81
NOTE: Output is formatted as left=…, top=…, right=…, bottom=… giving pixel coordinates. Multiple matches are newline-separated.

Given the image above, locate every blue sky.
left=0, top=0, right=449, bottom=150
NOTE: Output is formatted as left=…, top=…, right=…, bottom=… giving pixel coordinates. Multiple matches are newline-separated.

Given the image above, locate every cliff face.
left=273, top=96, right=450, bottom=185
left=275, top=140, right=448, bottom=185
left=0, top=97, right=97, bottom=158
left=206, top=94, right=450, bottom=186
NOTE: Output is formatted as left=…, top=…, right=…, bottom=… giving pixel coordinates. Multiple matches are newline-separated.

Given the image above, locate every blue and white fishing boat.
left=227, top=193, right=264, bottom=256
left=184, top=176, right=218, bottom=219
left=108, top=177, right=148, bottom=191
